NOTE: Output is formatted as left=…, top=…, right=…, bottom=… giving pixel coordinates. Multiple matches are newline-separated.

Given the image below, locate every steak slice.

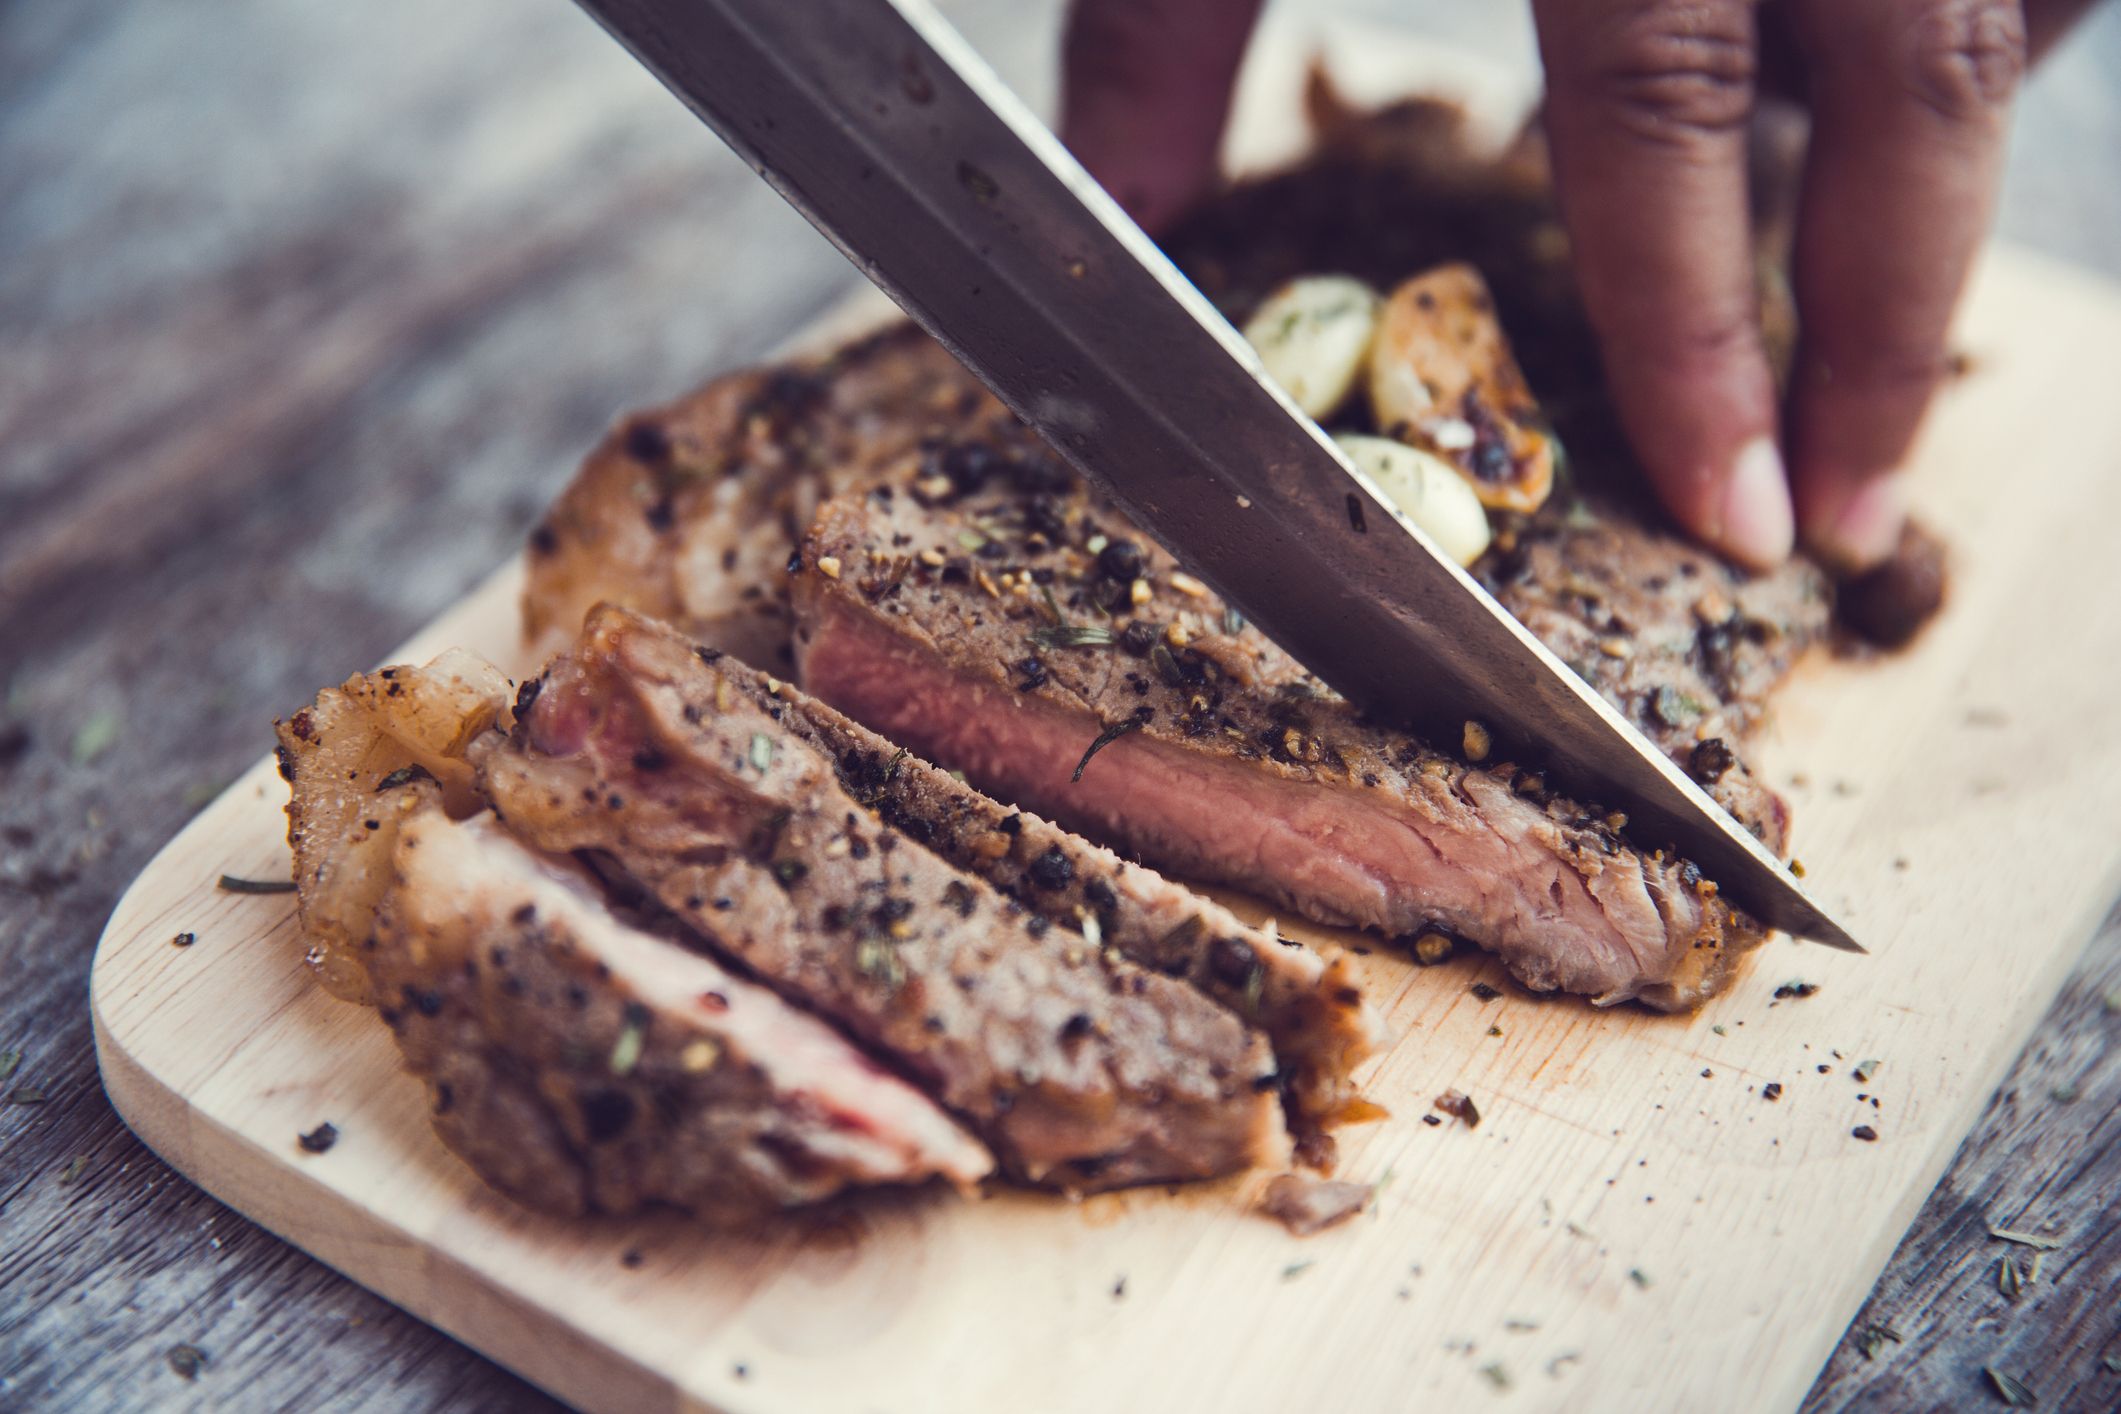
left=521, top=324, right=1025, bottom=667
left=479, top=606, right=1290, bottom=1189
left=276, top=650, right=516, bottom=1004
left=374, top=809, right=993, bottom=1221
left=792, top=479, right=1765, bottom=1011
left=773, top=689, right=1387, bottom=1165
left=1478, top=506, right=1829, bottom=851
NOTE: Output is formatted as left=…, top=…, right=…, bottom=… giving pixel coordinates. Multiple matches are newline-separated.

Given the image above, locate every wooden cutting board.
left=90, top=28, right=2121, bottom=1414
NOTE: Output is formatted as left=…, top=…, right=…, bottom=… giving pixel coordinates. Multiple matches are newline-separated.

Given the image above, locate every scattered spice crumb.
left=2049, top=1082, right=2079, bottom=1104
left=1280, top=1260, right=1314, bottom=1282
left=171, top=931, right=196, bottom=948
left=1762, top=1083, right=1783, bottom=1102
left=620, top=1248, right=644, bottom=1270
left=297, top=1122, right=339, bottom=1154
left=1486, top=1025, right=1502, bottom=1038
left=0, top=1050, right=19, bottom=1082
left=1851, top=1125, right=1878, bottom=1142
left=166, top=1344, right=207, bottom=1380
left=1480, top=1362, right=1510, bottom=1391
left=1986, top=1225, right=2061, bottom=1250
left=1258, top=1174, right=1369, bottom=1236
left=1547, top=1352, right=1581, bottom=1378
left=57, top=1154, right=88, bottom=1186
left=1700, top=1068, right=1713, bottom=1079
left=1627, top=1267, right=1651, bottom=1289
left=1999, top=1253, right=2023, bottom=1300
left=1503, top=1318, right=1539, bottom=1333
left=1773, top=980, right=1818, bottom=1000
left=733, top=1363, right=750, bottom=1382
left=8, top=1087, right=48, bottom=1106
left=1112, top=1275, right=1126, bottom=1300
left=1434, top=1090, right=1481, bottom=1128
left=1421, top=1113, right=1442, bottom=1127
left=1711, top=1023, right=1727, bottom=1036
left=1852, top=1058, right=1881, bottom=1083
left=1469, top=982, right=1500, bottom=1002
left=1855, top=1325, right=1903, bottom=1361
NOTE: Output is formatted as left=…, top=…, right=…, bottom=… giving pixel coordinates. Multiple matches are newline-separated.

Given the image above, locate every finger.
left=1059, top=0, right=1265, bottom=234
left=1531, top=0, right=1793, bottom=569
left=1783, top=0, right=2026, bottom=570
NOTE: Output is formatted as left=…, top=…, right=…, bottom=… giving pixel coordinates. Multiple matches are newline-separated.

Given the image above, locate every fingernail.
left=1807, top=474, right=1907, bottom=574
left=1716, top=436, right=1795, bottom=569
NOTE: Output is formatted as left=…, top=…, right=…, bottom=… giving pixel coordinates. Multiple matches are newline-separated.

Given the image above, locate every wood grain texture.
left=7, top=2, right=2121, bottom=1411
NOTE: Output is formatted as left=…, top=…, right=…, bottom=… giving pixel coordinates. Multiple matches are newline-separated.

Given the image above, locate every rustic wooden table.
left=5, top=2, right=2118, bottom=1409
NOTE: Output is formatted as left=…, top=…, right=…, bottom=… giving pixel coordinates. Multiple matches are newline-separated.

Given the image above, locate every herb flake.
left=1985, top=1365, right=2036, bottom=1407
left=374, top=763, right=435, bottom=793
left=0, top=1050, right=19, bottom=1083
left=1855, top=1325, right=1902, bottom=1360
left=1987, top=1225, right=2061, bottom=1250
left=610, top=1015, right=646, bottom=1077
left=70, top=709, right=121, bottom=766
left=1072, top=711, right=1149, bottom=783
left=1029, top=624, right=1117, bottom=650
left=749, top=733, right=776, bottom=773
left=218, top=874, right=297, bottom=895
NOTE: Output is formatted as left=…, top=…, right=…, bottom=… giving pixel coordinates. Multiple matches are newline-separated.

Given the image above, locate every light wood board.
left=90, top=30, right=2121, bottom=1414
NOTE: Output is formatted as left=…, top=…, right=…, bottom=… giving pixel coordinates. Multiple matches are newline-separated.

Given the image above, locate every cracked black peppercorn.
left=1097, top=538, right=1144, bottom=582
left=1029, top=847, right=1073, bottom=890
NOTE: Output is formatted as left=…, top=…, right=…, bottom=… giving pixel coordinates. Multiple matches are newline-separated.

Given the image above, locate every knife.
left=566, top=0, right=1861, bottom=953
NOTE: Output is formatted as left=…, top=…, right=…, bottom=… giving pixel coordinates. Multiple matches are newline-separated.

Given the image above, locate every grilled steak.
left=478, top=606, right=1291, bottom=1189
left=793, top=477, right=1764, bottom=1011
left=768, top=680, right=1386, bottom=1163
left=375, top=809, right=993, bottom=1220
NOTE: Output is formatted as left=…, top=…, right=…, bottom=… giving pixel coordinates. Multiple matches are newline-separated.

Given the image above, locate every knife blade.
left=566, top=0, right=1861, bottom=953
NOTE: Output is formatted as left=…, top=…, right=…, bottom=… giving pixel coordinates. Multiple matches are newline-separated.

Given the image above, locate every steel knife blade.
left=566, top=0, right=1861, bottom=952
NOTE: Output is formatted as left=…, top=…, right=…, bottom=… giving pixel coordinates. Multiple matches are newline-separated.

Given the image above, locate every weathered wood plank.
left=5, top=0, right=2120, bottom=1409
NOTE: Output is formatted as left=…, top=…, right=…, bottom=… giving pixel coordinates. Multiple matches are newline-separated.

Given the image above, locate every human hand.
left=1060, top=0, right=2099, bottom=572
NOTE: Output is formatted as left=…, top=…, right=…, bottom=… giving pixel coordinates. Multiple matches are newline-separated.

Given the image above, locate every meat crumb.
left=1259, top=1173, right=1371, bottom=1236
left=1434, top=1089, right=1481, bottom=1128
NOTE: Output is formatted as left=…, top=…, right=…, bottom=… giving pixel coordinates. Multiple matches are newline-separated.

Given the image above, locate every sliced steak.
left=792, top=478, right=1765, bottom=1011
left=774, top=689, right=1387, bottom=1164
left=478, top=606, right=1290, bottom=1189
left=374, top=809, right=993, bottom=1221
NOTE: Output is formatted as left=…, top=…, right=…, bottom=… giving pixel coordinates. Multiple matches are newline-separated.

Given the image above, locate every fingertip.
left=1799, top=471, right=1908, bottom=574
left=1714, top=435, right=1797, bottom=570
